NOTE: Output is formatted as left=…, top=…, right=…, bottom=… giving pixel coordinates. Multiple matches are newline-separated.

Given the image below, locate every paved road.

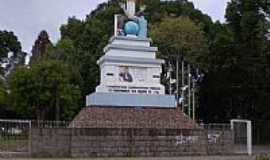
left=1, top=145, right=269, bottom=160
left=0, top=156, right=263, bottom=160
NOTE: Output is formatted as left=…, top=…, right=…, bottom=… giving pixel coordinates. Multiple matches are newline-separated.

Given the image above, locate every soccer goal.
left=0, top=119, right=31, bottom=156
left=230, top=119, right=252, bottom=155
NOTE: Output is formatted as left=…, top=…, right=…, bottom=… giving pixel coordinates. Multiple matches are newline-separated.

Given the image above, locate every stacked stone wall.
left=31, top=128, right=233, bottom=158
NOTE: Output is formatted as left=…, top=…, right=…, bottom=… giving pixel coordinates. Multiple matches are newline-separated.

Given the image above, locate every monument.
left=72, top=0, right=197, bottom=129
left=30, top=1, right=237, bottom=158
left=86, top=0, right=176, bottom=108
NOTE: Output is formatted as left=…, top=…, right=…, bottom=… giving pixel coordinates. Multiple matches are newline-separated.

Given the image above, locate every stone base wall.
left=31, top=129, right=71, bottom=157
left=31, top=128, right=233, bottom=158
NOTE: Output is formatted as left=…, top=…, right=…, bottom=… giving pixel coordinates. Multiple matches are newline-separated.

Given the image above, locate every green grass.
left=256, top=155, right=270, bottom=160
left=0, top=138, right=28, bottom=152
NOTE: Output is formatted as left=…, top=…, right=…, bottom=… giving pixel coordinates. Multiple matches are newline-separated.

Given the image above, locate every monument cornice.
left=109, top=36, right=152, bottom=43
left=97, top=55, right=164, bottom=65
left=104, top=44, right=158, bottom=53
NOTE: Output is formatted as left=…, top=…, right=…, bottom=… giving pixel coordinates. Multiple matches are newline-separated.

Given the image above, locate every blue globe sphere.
left=124, top=21, right=139, bottom=35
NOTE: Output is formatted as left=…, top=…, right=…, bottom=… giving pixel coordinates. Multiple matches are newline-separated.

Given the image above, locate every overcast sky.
left=0, top=0, right=230, bottom=53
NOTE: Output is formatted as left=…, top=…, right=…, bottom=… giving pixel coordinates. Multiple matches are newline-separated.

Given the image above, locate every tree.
left=48, top=38, right=76, bottom=63
left=29, top=30, right=52, bottom=65
left=59, top=0, right=122, bottom=96
left=0, top=31, right=21, bottom=60
left=150, top=16, right=209, bottom=68
left=225, top=0, right=269, bottom=119
left=9, top=60, right=81, bottom=120
left=0, top=30, right=26, bottom=78
left=198, top=0, right=270, bottom=127
left=226, top=0, right=268, bottom=55
left=143, top=0, right=214, bottom=36
left=60, top=17, right=84, bottom=44
left=197, top=22, right=236, bottom=123
left=0, top=30, right=26, bottom=118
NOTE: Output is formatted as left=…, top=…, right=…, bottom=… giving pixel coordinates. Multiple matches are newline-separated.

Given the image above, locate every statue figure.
left=120, top=0, right=136, bottom=18
left=136, top=11, right=147, bottom=38
left=118, top=0, right=148, bottom=38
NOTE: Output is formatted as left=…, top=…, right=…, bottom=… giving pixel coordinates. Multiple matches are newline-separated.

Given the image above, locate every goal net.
left=0, top=119, right=31, bottom=155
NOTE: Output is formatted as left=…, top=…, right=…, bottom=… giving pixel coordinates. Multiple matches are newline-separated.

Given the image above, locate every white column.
left=247, top=121, right=252, bottom=156
left=176, top=57, right=179, bottom=106
left=28, top=120, right=32, bottom=156
left=230, top=120, right=234, bottom=130
left=114, top=14, right=118, bottom=36
left=181, top=60, right=185, bottom=112
left=231, top=119, right=252, bottom=156
left=192, top=79, right=195, bottom=121
left=126, top=0, right=136, bottom=17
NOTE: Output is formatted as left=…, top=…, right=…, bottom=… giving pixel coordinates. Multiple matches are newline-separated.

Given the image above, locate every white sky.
left=191, top=0, right=230, bottom=22
left=0, top=0, right=230, bottom=53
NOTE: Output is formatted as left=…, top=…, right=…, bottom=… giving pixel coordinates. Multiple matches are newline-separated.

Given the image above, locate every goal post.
left=230, top=119, right=252, bottom=156
left=0, top=119, right=31, bottom=156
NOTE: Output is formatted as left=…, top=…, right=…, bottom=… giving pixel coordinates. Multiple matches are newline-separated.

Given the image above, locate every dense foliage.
left=0, top=30, right=26, bottom=117
left=0, top=30, right=26, bottom=78
left=9, top=60, right=81, bottom=120
left=199, top=0, right=270, bottom=123
left=150, top=16, right=209, bottom=68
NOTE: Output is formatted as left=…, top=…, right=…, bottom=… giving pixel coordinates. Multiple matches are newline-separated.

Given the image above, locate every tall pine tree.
left=29, top=30, right=52, bottom=65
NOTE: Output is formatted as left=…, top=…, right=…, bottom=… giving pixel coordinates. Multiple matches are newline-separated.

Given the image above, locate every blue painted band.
left=86, top=93, right=176, bottom=108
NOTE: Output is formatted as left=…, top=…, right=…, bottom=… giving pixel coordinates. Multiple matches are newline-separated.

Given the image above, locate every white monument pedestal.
left=86, top=36, right=176, bottom=108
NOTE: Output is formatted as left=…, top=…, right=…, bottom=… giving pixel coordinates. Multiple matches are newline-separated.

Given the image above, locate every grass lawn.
left=0, top=137, right=28, bottom=152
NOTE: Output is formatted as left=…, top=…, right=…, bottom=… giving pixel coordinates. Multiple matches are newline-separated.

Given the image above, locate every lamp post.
left=188, top=64, right=191, bottom=117
left=181, top=58, right=185, bottom=111
left=176, top=55, right=180, bottom=107
left=192, top=78, right=196, bottom=121
left=160, top=53, right=200, bottom=121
